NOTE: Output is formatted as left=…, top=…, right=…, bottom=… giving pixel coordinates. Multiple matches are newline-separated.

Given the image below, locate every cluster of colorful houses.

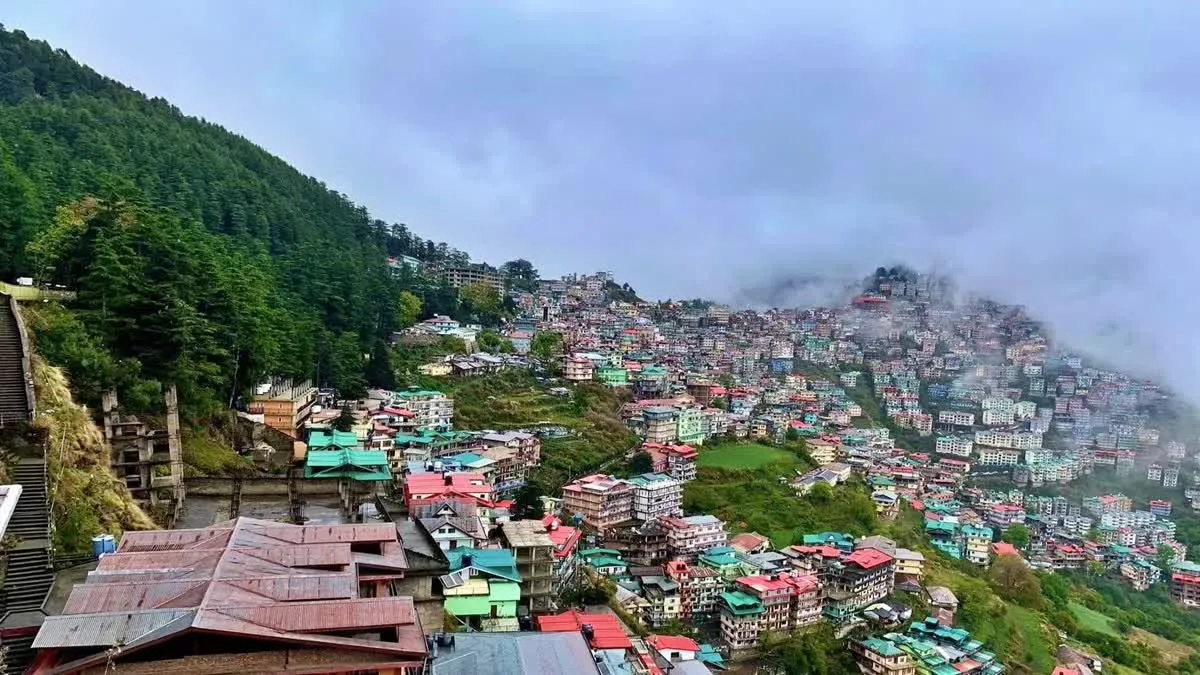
left=49, top=267, right=1197, bottom=674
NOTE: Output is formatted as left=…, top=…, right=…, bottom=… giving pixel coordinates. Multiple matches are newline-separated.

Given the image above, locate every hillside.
left=29, top=354, right=156, bottom=554
left=0, top=25, right=470, bottom=416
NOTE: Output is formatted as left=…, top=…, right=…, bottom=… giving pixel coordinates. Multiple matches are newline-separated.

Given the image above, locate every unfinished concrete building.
left=102, top=385, right=184, bottom=523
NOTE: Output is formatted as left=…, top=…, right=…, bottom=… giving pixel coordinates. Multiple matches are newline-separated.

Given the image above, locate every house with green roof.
left=303, top=449, right=392, bottom=482
left=595, top=365, right=629, bottom=387
left=855, top=617, right=1007, bottom=675
left=578, top=548, right=629, bottom=577
left=443, top=549, right=523, bottom=631
left=698, top=546, right=755, bottom=581
left=801, top=532, right=856, bottom=552
left=718, top=591, right=765, bottom=651
left=306, top=430, right=362, bottom=451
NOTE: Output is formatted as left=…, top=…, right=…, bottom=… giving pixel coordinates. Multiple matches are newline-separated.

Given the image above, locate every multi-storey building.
left=893, top=548, right=926, bottom=581
left=962, top=525, right=993, bottom=565
left=660, top=514, right=727, bottom=558
left=1119, top=559, right=1160, bottom=592
left=935, top=434, right=973, bottom=457
left=675, top=406, right=706, bottom=446
left=984, top=504, right=1026, bottom=529
left=393, top=388, right=454, bottom=430
left=937, top=410, right=975, bottom=427
left=641, top=575, right=682, bottom=628
left=442, top=264, right=505, bottom=294
left=643, top=442, right=699, bottom=482
left=976, top=447, right=1021, bottom=466
left=249, top=379, right=317, bottom=438
left=664, top=559, right=723, bottom=623
left=643, top=406, right=679, bottom=444
left=627, top=473, right=683, bottom=522
left=853, top=638, right=917, bottom=675
left=974, top=430, right=1013, bottom=448
left=718, top=591, right=765, bottom=651
left=563, top=355, right=595, bottom=382
left=1012, top=432, right=1043, bottom=450
left=561, top=474, right=634, bottom=531
left=1170, top=560, right=1200, bottom=608
left=825, top=548, right=895, bottom=621
left=1164, top=463, right=1180, bottom=488
left=981, top=407, right=1015, bottom=426
left=729, top=573, right=823, bottom=637
left=498, top=520, right=556, bottom=613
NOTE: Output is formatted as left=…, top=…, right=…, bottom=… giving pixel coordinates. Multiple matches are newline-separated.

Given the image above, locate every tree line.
left=0, top=26, right=548, bottom=417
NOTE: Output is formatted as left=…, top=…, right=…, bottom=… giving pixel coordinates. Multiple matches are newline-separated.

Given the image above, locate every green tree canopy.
left=500, top=258, right=539, bottom=293
left=1001, top=523, right=1030, bottom=551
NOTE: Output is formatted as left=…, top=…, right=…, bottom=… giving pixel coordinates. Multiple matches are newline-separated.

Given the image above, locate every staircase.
left=0, top=632, right=36, bottom=672
left=8, top=459, right=50, bottom=540
left=0, top=295, right=32, bottom=425
left=0, top=295, right=50, bottom=675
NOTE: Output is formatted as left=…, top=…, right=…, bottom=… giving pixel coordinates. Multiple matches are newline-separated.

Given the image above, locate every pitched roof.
left=647, top=634, right=700, bottom=653
left=304, top=449, right=392, bottom=481
left=845, top=548, right=894, bottom=570
left=35, top=517, right=425, bottom=671
left=536, top=609, right=632, bottom=650
left=446, top=548, right=522, bottom=583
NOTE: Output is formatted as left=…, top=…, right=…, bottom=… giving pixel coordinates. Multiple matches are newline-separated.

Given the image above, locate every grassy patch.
left=683, top=466, right=877, bottom=548
left=31, top=356, right=156, bottom=554
left=697, top=443, right=800, bottom=470
left=1130, top=628, right=1194, bottom=666
left=1070, top=602, right=1119, bottom=637
left=182, top=427, right=253, bottom=477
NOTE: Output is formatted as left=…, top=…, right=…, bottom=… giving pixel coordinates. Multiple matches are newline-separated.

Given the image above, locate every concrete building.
left=561, top=474, right=634, bottom=531
left=626, top=473, right=683, bottom=522
left=248, top=378, right=318, bottom=438
left=660, top=514, right=727, bottom=558
left=642, top=406, right=678, bottom=445
left=1170, top=560, right=1200, bottom=608
left=394, top=388, right=454, bottom=430
left=102, top=386, right=184, bottom=523
left=498, top=520, right=557, bottom=613
left=443, top=264, right=505, bottom=295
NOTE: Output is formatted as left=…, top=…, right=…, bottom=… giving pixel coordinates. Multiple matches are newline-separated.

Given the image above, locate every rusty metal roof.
left=36, top=517, right=427, bottom=673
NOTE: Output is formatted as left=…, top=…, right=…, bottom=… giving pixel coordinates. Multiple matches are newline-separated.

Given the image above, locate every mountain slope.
left=0, top=25, right=438, bottom=411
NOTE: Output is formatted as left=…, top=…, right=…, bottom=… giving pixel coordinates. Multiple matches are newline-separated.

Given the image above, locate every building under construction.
left=102, top=385, right=185, bottom=524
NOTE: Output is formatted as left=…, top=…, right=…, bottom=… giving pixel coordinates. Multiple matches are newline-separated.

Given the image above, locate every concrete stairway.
left=9, top=459, right=50, bottom=540
left=2, top=460, right=54, bottom=620
left=0, top=297, right=31, bottom=424
left=0, top=632, right=37, bottom=672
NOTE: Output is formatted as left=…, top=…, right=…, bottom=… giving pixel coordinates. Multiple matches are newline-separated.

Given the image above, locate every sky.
left=9, top=2, right=1200, bottom=396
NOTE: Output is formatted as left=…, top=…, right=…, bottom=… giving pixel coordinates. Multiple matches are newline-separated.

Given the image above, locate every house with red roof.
left=664, top=559, right=723, bottom=623
left=29, top=518, right=427, bottom=675
left=824, top=548, right=895, bottom=622
left=404, top=472, right=495, bottom=511
left=645, top=635, right=700, bottom=664
left=642, top=442, right=699, bottom=482
left=537, top=609, right=633, bottom=652
left=733, top=572, right=823, bottom=634
left=991, top=541, right=1021, bottom=558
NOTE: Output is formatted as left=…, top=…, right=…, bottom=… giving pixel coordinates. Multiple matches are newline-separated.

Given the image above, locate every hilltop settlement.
left=7, top=263, right=1200, bottom=675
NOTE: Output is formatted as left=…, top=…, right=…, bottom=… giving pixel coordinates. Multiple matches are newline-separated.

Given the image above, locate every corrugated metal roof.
left=37, top=516, right=428, bottom=670
left=63, top=581, right=208, bottom=614
left=213, top=596, right=416, bottom=632
left=33, top=609, right=197, bottom=649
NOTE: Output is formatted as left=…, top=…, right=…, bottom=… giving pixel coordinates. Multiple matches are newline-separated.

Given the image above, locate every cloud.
left=8, top=2, right=1200, bottom=398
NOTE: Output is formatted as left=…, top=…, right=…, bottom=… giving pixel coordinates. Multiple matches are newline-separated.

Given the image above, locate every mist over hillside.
left=9, top=2, right=1200, bottom=402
